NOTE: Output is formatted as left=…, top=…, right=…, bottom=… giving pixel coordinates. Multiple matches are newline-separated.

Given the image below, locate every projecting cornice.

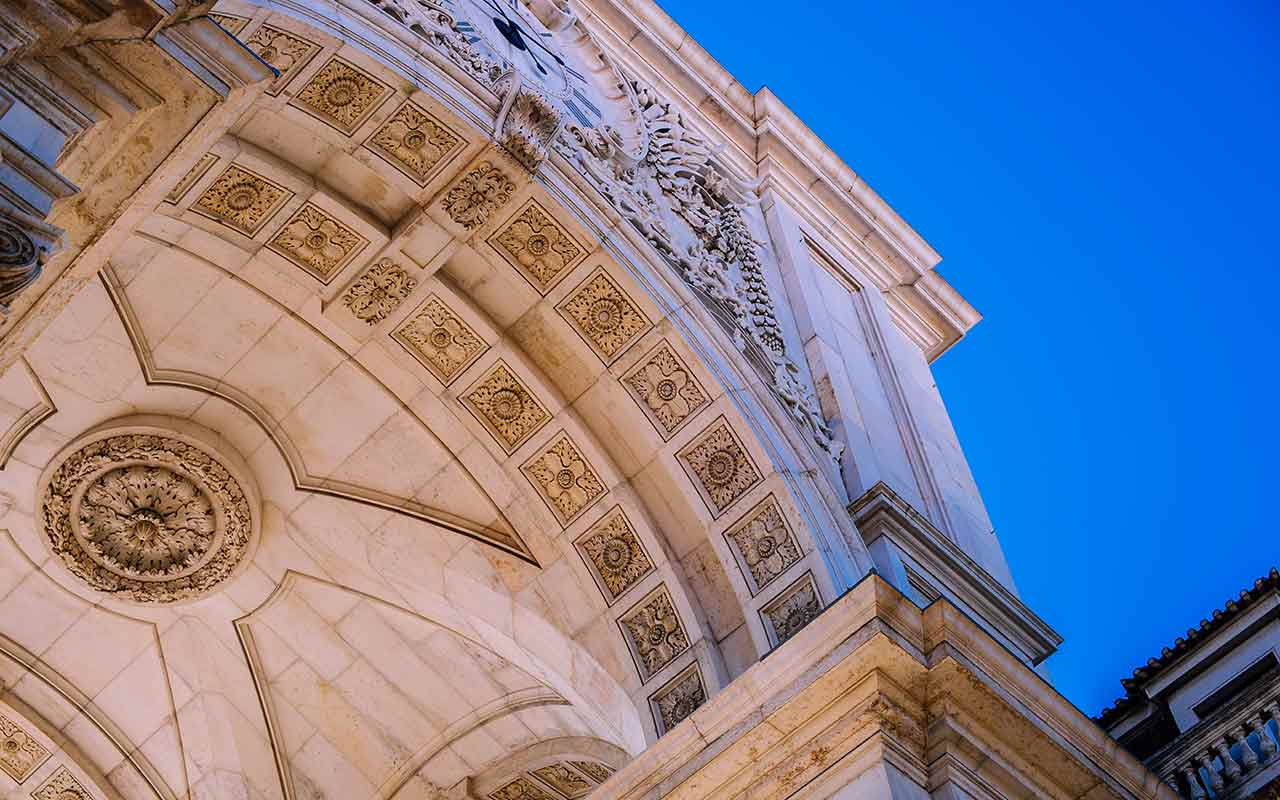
left=575, top=0, right=983, bottom=361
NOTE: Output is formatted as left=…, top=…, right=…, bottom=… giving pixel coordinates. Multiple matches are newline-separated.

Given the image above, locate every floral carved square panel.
left=243, top=24, right=320, bottom=95
left=489, top=777, right=557, bottom=800
left=649, top=661, right=706, bottom=734
left=677, top=416, right=763, bottom=518
left=442, top=161, right=516, bottom=231
left=487, top=200, right=585, bottom=293
left=392, top=293, right=489, bottom=385
left=192, top=163, right=292, bottom=236
left=618, top=584, right=691, bottom=681
left=365, top=100, right=465, bottom=185
left=724, top=495, right=801, bottom=595
left=341, top=258, right=417, bottom=325
left=0, top=711, right=49, bottom=782
left=761, top=573, right=822, bottom=647
left=575, top=506, right=655, bottom=603
left=521, top=431, right=605, bottom=527
left=529, top=764, right=593, bottom=799
left=267, top=202, right=369, bottom=283
left=569, top=761, right=614, bottom=784
left=165, top=153, right=217, bottom=204
left=621, top=339, right=709, bottom=439
left=32, top=766, right=93, bottom=800
left=290, top=57, right=390, bottom=134
left=557, top=268, right=650, bottom=363
left=462, top=360, right=551, bottom=453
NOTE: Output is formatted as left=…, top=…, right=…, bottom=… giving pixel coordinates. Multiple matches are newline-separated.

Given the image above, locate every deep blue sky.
left=655, top=0, right=1280, bottom=713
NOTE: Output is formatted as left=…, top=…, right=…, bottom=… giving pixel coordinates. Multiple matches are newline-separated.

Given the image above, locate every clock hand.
left=481, top=0, right=566, bottom=66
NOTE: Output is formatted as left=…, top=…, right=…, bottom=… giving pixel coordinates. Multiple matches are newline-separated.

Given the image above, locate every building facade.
left=0, top=0, right=1178, bottom=797
left=1100, top=569, right=1280, bottom=800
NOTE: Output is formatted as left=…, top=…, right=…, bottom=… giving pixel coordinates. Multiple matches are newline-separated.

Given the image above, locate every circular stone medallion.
left=38, top=419, right=260, bottom=604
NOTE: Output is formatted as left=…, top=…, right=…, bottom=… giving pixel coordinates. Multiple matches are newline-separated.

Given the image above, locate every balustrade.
left=1173, top=704, right=1280, bottom=798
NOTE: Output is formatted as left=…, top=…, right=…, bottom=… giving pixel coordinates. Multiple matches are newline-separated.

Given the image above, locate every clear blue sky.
left=655, top=0, right=1280, bottom=713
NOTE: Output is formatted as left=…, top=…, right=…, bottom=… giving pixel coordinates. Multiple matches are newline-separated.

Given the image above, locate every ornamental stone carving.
left=392, top=294, right=488, bottom=384
left=521, top=432, right=604, bottom=526
left=677, top=417, right=762, bottom=517
left=0, top=217, right=42, bottom=311
left=209, top=12, right=249, bottom=34
left=489, top=777, right=555, bottom=800
left=244, top=25, right=319, bottom=95
left=164, top=153, right=217, bottom=204
left=495, top=75, right=564, bottom=172
left=558, top=270, right=649, bottom=362
left=442, top=161, right=516, bottom=231
left=193, top=164, right=292, bottom=236
left=364, top=0, right=503, bottom=87
left=269, top=203, right=368, bottom=283
left=569, top=761, right=613, bottom=784
left=32, top=765, right=91, bottom=800
left=530, top=763, right=592, bottom=798
left=462, top=360, right=550, bottom=452
left=725, top=495, right=801, bottom=595
left=37, top=419, right=259, bottom=604
left=341, top=258, right=417, bottom=324
left=0, top=711, right=49, bottom=782
left=762, top=575, right=821, bottom=646
left=292, top=57, right=389, bottom=134
left=622, top=340, right=708, bottom=438
left=619, top=585, right=690, bottom=680
left=576, top=506, right=654, bottom=603
left=488, top=200, right=584, bottom=293
left=651, top=663, right=706, bottom=733
left=365, top=101, right=463, bottom=185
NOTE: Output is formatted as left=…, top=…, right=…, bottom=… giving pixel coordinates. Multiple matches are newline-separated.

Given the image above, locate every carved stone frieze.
left=495, top=75, right=564, bottom=172
left=575, top=506, right=654, bottom=603
left=164, top=153, right=218, bottom=204
left=521, top=432, right=604, bottom=526
left=341, top=258, right=417, bottom=325
left=268, top=203, right=368, bottom=283
left=651, top=663, right=706, bottom=734
left=489, top=777, right=556, bottom=800
left=762, top=574, right=822, bottom=646
left=462, top=360, right=550, bottom=453
left=442, top=161, right=516, bottom=231
left=365, top=0, right=504, bottom=87
left=622, top=340, right=708, bottom=438
left=32, top=766, right=92, bottom=800
left=38, top=424, right=258, bottom=604
left=725, top=495, right=801, bottom=595
left=619, top=585, right=691, bottom=681
left=558, top=269, right=649, bottom=362
left=365, top=100, right=464, bottom=185
left=243, top=24, right=320, bottom=94
left=193, top=164, right=292, bottom=236
left=569, top=761, right=613, bottom=784
left=291, top=57, right=389, bottom=134
left=0, top=711, right=49, bottom=782
left=488, top=200, right=584, bottom=293
left=209, top=13, right=249, bottom=34
left=677, top=417, right=762, bottom=517
left=392, top=293, right=488, bottom=384
left=530, top=763, right=592, bottom=798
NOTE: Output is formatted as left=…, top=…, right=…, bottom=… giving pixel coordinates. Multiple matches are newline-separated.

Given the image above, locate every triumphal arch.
left=0, top=0, right=1175, bottom=797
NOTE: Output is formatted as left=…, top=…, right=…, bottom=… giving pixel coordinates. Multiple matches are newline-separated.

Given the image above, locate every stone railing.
left=1152, top=679, right=1280, bottom=798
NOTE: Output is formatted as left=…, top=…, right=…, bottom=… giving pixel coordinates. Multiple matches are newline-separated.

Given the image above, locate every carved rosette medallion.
left=677, top=417, right=762, bottom=517
left=762, top=574, right=822, bottom=646
left=576, top=507, right=654, bottom=603
left=569, top=761, right=613, bottom=784
left=442, top=161, right=516, bottom=230
left=0, top=711, right=49, bottom=782
left=268, top=203, right=368, bottom=283
left=489, top=777, right=556, bottom=800
left=521, top=432, right=604, bottom=526
left=462, top=361, right=550, bottom=452
left=244, top=25, right=320, bottom=94
left=341, top=258, right=417, bottom=325
left=530, top=763, right=592, bottom=798
left=488, top=201, right=584, bottom=293
left=650, top=663, right=706, bottom=734
left=193, top=164, right=292, bottom=236
left=619, top=585, right=691, bottom=681
left=725, top=495, right=801, bottom=595
left=392, top=294, right=488, bottom=384
left=366, top=101, right=463, bottom=184
left=622, top=340, right=709, bottom=438
left=38, top=420, right=259, bottom=604
left=558, top=270, right=650, bottom=362
left=31, top=765, right=92, bottom=800
left=291, top=58, right=389, bottom=134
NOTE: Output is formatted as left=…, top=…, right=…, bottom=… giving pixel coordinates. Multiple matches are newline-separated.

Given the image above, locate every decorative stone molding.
left=761, top=573, right=821, bottom=646
left=37, top=417, right=260, bottom=604
left=291, top=57, right=390, bottom=134
left=392, top=293, right=488, bottom=384
left=364, top=0, right=504, bottom=87
left=243, top=24, right=320, bottom=95
left=495, top=73, right=564, bottom=172
left=575, top=505, right=655, bottom=603
left=489, top=776, right=556, bottom=800
left=557, top=269, right=649, bottom=363
left=442, top=161, right=516, bottom=231
left=193, top=163, right=293, bottom=236
left=164, top=153, right=218, bottom=204
left=724, top=495, right=801, bottom=595
left=619, top=584, right=691, bottom=681
left=462, top=360, right=551, bottom=453
left=0, top=710, right=49, bottom=782
left=529, top=763, right=593, bottom=798
left=677, top=417, right=762, bottom=517
left=209, top=13, right=249, bottom=34
left=650, top=662, right=706, bottom=734
left=621, top=340, right=708, bottom=439
left=268, top=202, right=369, bottom=283
left=341, top=258, right=417, bottom=324
left=365, top=100, right=464, bottom=185
left=488, top=200, right=585, bottom=293
left=0, top=214, right=44, bottom=312
left=569, top=761, right=613, bottom=783
left=32, top=766, right=92, bottom=800
left=521, top=431, right=604, bottom=526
